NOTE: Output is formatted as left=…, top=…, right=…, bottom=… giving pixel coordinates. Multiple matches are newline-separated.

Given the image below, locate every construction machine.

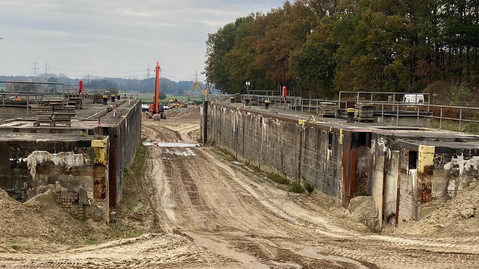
left=146, top=62, right=166, bottom=120
left=187, top=81, right=209, bottom=102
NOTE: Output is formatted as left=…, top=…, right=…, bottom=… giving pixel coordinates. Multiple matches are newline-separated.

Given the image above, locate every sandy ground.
left=1, top=107, right=479, bottom=268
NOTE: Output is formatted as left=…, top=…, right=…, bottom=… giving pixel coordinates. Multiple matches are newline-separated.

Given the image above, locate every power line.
left=32, top=61, right=39, bottom=76
left=47, top=65, right=146, bottom=75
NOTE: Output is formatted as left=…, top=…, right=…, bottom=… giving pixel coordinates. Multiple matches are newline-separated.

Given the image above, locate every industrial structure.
left=203, top=93, right=479, bottom=228
left=0, top=81, right=141, bottom=222
left=1, top=79, right=479, bottom=230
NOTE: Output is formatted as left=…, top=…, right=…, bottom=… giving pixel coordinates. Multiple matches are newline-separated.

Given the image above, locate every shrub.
left=304, top=182, right=314, bottom=193
left=466, top=122, right=478, bottom=134
left=289, top=182, right=304, bottom=193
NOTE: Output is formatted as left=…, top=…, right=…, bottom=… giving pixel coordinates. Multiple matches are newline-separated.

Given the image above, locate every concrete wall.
left=398, top=148, right=417, bottom=222
left=0, top=137, right=110, bottom=222
left=301, top=126, right=343, bottom=200
left=207, top=103, right=479, bottom=228
left=376, top=141, right=479, bottom=225
left=0, top=99, right=142, bottom=222
left=103, top=100, right=142, bottom=208
left=415, top=146, right=479, bottom=219
left=384, top=150, right=399, bottom=225
left=207, top=104, right=345, bottom=203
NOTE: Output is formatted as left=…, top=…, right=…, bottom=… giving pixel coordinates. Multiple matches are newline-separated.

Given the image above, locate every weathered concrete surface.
left=0, top=134, right=109, bottom=222
left=207, top=104, right=344, bottom=202
left=98, top=100, right=142, bottom=207
left=206, top=102, right=479, bottom=228
left=0, top=98, right=142, bottom=222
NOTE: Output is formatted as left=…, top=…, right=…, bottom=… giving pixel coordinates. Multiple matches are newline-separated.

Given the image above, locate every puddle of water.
left=142, top=141, right=200, bottom=147
left=299, top=248, right=368, bottom=269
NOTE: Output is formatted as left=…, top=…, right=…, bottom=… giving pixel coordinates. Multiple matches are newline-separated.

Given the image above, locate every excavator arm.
left=188, top=82, right=208, bottom=100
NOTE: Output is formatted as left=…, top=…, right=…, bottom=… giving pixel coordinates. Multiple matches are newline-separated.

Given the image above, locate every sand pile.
left=391, top=180, right=479, bottom=237
left=164, top=107, right=199, bottom=118
left=348, top=196, right=381, bottom=232
left=0, top=189, right=104, bottom=253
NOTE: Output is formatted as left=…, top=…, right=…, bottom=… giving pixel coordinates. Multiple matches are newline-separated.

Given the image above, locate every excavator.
left=146, top=62, right=165, bottom=120
left=187, top=81, right=210, bottom=103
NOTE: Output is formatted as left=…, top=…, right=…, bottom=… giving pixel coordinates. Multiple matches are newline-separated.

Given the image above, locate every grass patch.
left=250, top=165, right=262, bottom=173
left=86, top=238, right=97, bottom=245
left=211, top=148, right=237, bottom=162
left=289, top=182, right=304, bottom=193
left=244, top=160, right=262, bottom=173
left=107, top=143, right=150, bottom=240
left=267, top=173, right=288, bottom=184
left=353, top=189, right=367, bottom=197
left=304, top=182, right=314, bottom=193
left=430, top=119, right=479, bottom=135
left=124, top=144, right=147, bottom=175
left=105, top=224, right=144, bottom=239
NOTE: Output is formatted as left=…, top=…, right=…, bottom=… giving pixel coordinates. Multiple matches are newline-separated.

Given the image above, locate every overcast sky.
left=0, top=0, right=284, bottom=82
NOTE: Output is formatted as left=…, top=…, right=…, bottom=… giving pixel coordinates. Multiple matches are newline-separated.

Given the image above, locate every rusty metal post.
left=92, top=138, right=109, bottom=222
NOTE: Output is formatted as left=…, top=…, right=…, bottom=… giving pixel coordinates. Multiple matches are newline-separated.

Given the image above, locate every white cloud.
left=0, top=0, right=284, bottom=81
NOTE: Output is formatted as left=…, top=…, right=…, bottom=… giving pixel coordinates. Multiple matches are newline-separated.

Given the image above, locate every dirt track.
left=1, top=108, right=479, bottom=268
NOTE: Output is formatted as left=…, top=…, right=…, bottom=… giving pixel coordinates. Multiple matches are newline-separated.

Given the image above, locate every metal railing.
left=0, top=81, right=140, bottom=118
left=338, top=91, right=431, bottom=109
left=214, top=93, right=479, bottom=133
left=237, top=95, right=348, bottom=112
left=369, top=102, right=479, bottom=131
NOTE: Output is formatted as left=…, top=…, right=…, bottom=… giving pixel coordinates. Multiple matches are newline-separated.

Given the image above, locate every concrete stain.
left=443, top=153, right=479, bottom=176
left=26, top=151, right=88, bottom=179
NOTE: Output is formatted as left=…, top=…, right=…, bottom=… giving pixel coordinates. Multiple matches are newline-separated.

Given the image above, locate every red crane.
left=153, top=62, right=160, bottom=114
left=147, top=62, right=164, bottom=120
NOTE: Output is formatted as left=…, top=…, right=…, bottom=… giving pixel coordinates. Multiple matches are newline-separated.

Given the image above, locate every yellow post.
left=92, top=139, right=108, bottom=165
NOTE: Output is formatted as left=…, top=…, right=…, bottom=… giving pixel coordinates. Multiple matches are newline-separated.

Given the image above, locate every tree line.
left=205, top=0, right=479, bottom=101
